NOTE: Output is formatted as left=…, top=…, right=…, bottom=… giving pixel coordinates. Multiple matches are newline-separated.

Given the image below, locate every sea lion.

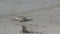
left=11, top=16, right=33, bottom=22
left=22, top=25, right=34, bottom=33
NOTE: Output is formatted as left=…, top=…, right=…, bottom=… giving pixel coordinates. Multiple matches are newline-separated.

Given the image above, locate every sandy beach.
left=0, top=0, right=60, bottom=34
